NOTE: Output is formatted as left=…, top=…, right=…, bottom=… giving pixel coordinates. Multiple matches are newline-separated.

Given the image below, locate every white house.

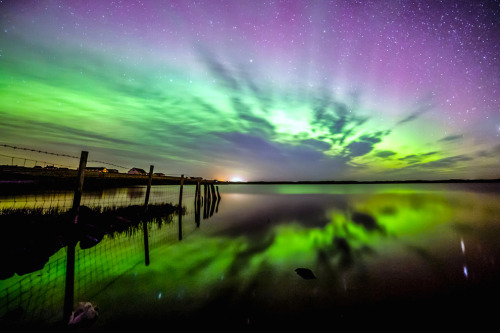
left=128, top=168, right=147, bottom=175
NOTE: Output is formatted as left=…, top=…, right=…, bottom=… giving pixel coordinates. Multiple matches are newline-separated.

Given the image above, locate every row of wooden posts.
left=63, top=151, right=221, bottom=323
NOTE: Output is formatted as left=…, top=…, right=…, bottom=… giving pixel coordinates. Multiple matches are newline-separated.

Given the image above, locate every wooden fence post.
left=143, top=165, right=154, bottom=266
left=195, top=181, right=201, bottom=227
left=63, top=150, right=88, bottom=324
left=203, top=181, right=208, bottom=219
left=144, top=165, right=154, bottom=209
left=204, top=182, right=208, bottom=203
left=178, top=175, right=184, bottom=240
left=71, top=151, right=88, bottom=221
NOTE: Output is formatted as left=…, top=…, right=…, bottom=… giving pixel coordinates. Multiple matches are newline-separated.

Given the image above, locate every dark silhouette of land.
left=0, top=165, right=211, bottom=193
left=1, top=165, right=499, bottom=194
left=237, top=178, right=500, bottom=185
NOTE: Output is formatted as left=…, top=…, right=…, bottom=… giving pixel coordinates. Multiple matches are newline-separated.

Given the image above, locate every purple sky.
left=1, top=0, right=499, bottom=181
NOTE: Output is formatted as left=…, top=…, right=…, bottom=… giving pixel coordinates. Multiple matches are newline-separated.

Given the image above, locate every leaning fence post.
left=63, top=150, right=88, bottom=324
left=143, top=165, right=154, bottom=266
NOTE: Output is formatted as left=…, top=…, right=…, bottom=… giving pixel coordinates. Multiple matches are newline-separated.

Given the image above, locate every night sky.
left=1, top=0, right=499, bottom=181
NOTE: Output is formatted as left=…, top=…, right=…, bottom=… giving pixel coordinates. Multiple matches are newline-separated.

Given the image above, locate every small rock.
left=295, top=268, right=316, bottom=279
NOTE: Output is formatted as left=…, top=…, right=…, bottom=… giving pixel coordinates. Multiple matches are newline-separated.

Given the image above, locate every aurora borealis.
left=1, top=0, right=499, bottom=181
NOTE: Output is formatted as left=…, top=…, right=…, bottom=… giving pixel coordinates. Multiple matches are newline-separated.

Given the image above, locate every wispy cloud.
left=439, top=134, right=463, bottom=142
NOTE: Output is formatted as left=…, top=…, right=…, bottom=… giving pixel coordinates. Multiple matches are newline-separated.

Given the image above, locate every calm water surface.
left=1, top=183, right=500, bottom=329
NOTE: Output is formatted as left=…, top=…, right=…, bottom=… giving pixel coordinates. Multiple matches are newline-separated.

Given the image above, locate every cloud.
left=396, top=112, right=422, bottom=125
left=300, top=139, right=332, bottom=151
left=343, top=130, right=390, bottom=158
left=420, top=155, right=473, bottom=168
left=346, top=141, right=375, bottom=157
left=395, top=95, right=434, bottom=126
left=374, top=150, right=397, bottom=158
left=398, top=154, right=419, bottom=164
left=0, top=113, right=135, bottom=147
left=210, top=132, right=348, bottom=180
left=195, top=44, right=240, bottom=91
left=310, top=90, right=370, bottom=146
left=230, top=97, right=276, bottom=137
left=401, top=154, right=473, bottom=170
left=476, top=144, right=500, bottom=158
left=397, top=151, right=439, bottom=165
left=439, top=134, right=463, bottom=142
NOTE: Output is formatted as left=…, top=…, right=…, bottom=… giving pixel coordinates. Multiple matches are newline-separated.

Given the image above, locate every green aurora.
left=1, top=1, right=499, bottom=181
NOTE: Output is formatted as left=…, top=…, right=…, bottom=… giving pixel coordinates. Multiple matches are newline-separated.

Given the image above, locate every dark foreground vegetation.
left=0, top=203, right=179, bottom=280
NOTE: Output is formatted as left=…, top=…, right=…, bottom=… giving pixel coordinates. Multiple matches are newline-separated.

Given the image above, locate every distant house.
left=128, top=168, right=147, bottom=175
left=86, top=167, right=108, bottom=173
left=107, top=169, right=119, bottom=173
left=154, top=172, right=165, bottom=177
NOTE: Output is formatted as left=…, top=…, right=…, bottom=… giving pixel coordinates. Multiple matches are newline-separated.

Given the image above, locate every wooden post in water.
left=216, top=185, right=221, bottom=213
left=194, top=180, right=198, bottom=202
left=209, top=183, right=217, bottom=217
left=195, top=181, right=201, bottom=227
left=196, top=181, right=202, bottom=203
left=178, top=175, right=184, bottom=240
left=203, top=181, right=208, bottom=219
left=143, top=165, right=154, bottom=266
left=203, top=182, right=208, bottom=202
left=216, top=186, right=221, bottom=201
left=63, top=150, right=88, bottom=324
left=210, top=183, right=217, bottom=202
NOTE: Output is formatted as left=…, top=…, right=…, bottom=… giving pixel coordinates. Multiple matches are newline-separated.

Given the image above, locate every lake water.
left=1, top=183, right=500, bottom=329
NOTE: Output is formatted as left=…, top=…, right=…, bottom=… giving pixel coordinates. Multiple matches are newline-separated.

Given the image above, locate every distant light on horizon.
left=230, top=177, right=245, bottom=183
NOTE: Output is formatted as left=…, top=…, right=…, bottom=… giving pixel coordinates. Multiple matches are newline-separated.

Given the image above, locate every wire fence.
left=0, top=185, right=192, bottom=212
left=0, top=215, right=198, bottom=326
left=0, top=144, right=131, bottom=171
left=0, top=146, right=222, bottom=327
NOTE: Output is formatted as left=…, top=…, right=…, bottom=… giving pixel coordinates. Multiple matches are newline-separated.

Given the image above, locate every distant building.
left=107, top=169, right=119, bottom=173
left=86, top=167, right=108, bottom=173
left=154, top=172, right=165, bottom=177
left=128, top=168, right=147, bottom=175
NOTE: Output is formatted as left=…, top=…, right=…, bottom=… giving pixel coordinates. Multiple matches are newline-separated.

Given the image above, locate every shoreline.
left=1, top=165, right=499, bottom=194
left=236, top=178, right=500, bottom=185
